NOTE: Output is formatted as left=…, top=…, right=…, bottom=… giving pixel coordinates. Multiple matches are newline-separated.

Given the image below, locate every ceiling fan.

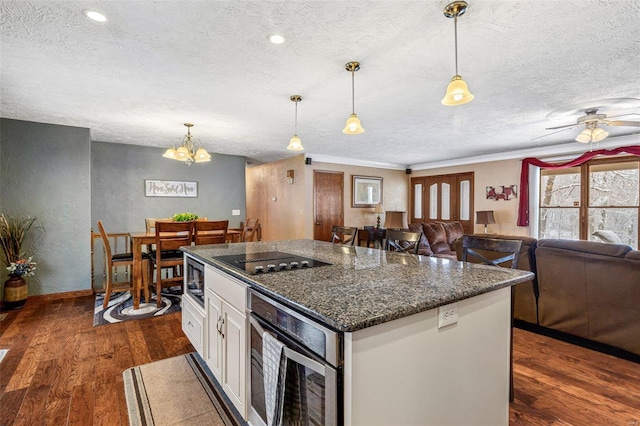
left=545, top=108, right=640, bottom=143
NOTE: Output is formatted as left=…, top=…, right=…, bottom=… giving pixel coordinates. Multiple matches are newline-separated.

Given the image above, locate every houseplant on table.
left=0, top=214, right=38, bottom=310
left=172, top=212, right=199, bottom=222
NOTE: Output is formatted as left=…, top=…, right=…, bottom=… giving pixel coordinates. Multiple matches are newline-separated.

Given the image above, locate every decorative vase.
left=3, top=273, right=28, bottom=310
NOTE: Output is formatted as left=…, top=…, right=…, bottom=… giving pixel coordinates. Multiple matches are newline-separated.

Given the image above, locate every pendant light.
left=287, top=95, right=304, bottom=151
left=343, top=61, right=365, bottom=134
left=162, top=123, right=211, bottom=166
left=442, top=1, right=474, bottom=106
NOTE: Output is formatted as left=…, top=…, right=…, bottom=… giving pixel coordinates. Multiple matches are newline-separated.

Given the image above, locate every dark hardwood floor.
left=1, top=294, right=639, bottom=425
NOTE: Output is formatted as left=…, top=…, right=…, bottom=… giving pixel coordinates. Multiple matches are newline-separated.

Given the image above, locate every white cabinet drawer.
left=182, top=296, right=204, bottom=355
left=206, top=266, right=247, bottom=312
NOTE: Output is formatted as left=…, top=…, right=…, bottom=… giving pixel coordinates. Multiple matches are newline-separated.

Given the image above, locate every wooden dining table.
left=129, top=229, right=242, bottom=309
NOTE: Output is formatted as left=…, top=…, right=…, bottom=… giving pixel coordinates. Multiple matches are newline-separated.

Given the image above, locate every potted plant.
left=0, top=213, right=38, bottom=310
left=172, top=212, right=199, bottom=222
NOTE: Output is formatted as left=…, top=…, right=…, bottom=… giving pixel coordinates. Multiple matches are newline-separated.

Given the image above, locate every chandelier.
left=162, top=123, right=211, bottom=166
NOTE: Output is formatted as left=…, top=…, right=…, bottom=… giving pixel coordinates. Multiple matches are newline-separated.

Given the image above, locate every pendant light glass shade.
left=287, top=135, right=303, bottom=151
left=442, top=75, right=474, bottom=106
left=343, top=113, right=364, bottom=134
left=163, top=123, right=210, bottom=166
left=287, top=95, right=304, bottom=151
left=442, top=1, right=474, bottom=106
left=343, top=62, right=364, bottom=134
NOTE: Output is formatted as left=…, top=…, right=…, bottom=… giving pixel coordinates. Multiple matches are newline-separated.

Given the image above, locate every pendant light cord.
left=294, top=100, right=298, bottom=134
left=454, top=15, right=459, bottom=75
left=351, top=70, right=355, bottom=114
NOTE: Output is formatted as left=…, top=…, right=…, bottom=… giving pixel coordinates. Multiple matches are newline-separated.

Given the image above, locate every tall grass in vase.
left=0, top=213, right=38, bottom=270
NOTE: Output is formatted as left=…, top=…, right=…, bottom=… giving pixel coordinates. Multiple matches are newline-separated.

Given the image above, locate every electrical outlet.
left=438, top=302, right=458, bottom=328
left=232, top=210, right=240, bottom=216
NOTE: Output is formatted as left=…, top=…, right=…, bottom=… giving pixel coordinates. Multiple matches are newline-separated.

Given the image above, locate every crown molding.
left=304, top=154, right=407, bottom=170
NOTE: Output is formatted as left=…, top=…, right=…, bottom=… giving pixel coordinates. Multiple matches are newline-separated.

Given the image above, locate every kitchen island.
left=181, top=239, right=534, bottom=426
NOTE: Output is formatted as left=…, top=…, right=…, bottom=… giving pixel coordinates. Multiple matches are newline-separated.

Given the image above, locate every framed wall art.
left=486, top=185, right=517, bottom=201
left=352, top=175, right=383, bottom=208
left=144, top=180, right=198, bottom=197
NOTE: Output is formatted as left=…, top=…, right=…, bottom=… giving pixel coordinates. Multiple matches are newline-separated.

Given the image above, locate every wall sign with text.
left=144, top=180, right=198, bottom=197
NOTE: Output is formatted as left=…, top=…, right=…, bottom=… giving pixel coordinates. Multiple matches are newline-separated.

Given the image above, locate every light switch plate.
left=232, top=210, right=240, bottom=216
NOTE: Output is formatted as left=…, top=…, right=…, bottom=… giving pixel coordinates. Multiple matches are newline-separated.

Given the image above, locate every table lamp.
left=476, top=210, right=496, bottom=234
left=384, top=211, right=408, bottom=230
left=373, top=204, right=385, bottom=229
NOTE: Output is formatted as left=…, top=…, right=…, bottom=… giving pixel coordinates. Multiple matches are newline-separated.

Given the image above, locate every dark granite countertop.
left=181, top=239, right=534, bottom=333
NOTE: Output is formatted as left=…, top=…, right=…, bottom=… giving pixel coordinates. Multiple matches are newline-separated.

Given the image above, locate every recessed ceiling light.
left=268, top=34, right=285, bottom=44
left=84, top=10, right=107, bottom=22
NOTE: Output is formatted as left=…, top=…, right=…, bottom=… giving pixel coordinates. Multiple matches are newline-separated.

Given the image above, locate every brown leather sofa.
left=535, top=239, right=640, bottom=356
left=409, top=221, right=464, bottom=260
left=453, top=236, right=639, bottom=357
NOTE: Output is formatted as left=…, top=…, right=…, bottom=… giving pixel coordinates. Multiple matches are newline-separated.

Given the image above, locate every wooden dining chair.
left=97, top=220, right=149, bottom=309
left=149, top=220, right=194, bottom=307
left=331, top=225, right=358, bottom=245
left=144, top=218, right=170, bottom=252
left=384, top=229, right=422, bottom=255
left=461, top=234, right=523, bottom=402
left=242, top=218, right=260, bottom=242
left=195, top=220, right=229, bottom=245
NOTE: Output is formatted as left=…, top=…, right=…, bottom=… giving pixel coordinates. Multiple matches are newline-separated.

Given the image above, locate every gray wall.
left=1, top=118, right=92, bottom=297
left=0, top=118, right=247, bottom=299
left=92, top=141, right=246, bottom=232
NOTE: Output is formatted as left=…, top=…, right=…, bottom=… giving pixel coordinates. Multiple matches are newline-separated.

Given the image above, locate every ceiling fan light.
left=287, top=135, right=304, bottom=151
left=575, top=128, right=593, bottom=143
left=343, top=113, right=365, bottom=134
left=591, top=127, right=609, bottom=142
left=442, top=75, right=474, bottom=106
left=162, top=147, right=177, bottom=159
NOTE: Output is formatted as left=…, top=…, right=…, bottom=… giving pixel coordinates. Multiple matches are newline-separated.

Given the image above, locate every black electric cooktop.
left=212, top=251, right=332, bottom=275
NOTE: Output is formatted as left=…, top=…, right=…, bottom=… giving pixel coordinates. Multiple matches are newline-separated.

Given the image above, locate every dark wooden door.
left=314, top=171, right=344, bottom=241
left=411, top=172, right=474, bottom=234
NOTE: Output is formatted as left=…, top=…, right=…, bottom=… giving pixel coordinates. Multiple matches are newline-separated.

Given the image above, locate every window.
left=539, top=157, right=639, bottom=248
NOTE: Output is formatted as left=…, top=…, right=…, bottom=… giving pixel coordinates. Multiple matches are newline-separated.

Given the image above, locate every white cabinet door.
left=221, top=302, right=246, bottom=415
left=206, top=289, right=223, bottom=382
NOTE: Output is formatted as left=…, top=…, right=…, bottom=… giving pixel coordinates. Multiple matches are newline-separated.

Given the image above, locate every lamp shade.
left=343, top=113, right=365, bottom=134
left=476, top=210, right=496, bottom=225
left=384, top=211, right=408, bottom=230
left=442, top=75, right=474, bottom=106
left=162, top=148, right=177, bottom=159
left=591, top=127, right=609, bottom=142
left=373, top=203, right=385, bottom=214
left=287, top=135, right=304, bottom=151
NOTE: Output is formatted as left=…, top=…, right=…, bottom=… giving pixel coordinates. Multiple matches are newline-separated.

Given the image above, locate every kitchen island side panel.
left=343, top=287, right=511, bottom=426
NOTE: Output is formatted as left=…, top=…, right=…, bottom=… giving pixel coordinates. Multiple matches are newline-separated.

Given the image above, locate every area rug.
left=123, top=352, right=245, bottom=426
left=93, top=287, right=182, bottom=326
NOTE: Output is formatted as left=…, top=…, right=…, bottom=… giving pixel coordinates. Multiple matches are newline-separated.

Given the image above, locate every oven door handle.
left=250, top=315, right=266, bottom=336
left=250, top=315, right=328, bottom=375
left=283, top=347, right=326, bottom=376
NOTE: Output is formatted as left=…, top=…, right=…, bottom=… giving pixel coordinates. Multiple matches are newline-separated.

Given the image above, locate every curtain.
left=517, top=145, right=640, bottom=226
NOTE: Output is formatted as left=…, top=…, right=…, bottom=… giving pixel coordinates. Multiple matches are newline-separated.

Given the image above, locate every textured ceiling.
left=1, top=0, right=639, bottom=169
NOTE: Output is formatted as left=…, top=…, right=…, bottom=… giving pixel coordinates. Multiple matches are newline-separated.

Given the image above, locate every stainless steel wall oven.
left=249, top=290, right=343, bottom=426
